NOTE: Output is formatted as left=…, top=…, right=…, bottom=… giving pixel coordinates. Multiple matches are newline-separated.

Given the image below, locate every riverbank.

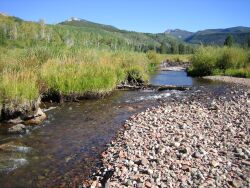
left=86, top=84, right=250, bottom=187
left=0, top=48, right=165, bottom=125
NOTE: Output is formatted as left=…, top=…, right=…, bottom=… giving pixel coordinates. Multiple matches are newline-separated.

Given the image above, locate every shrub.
left=217, top=47, right=248, bottom=70
left=189, top=46, right=250, bottom=77
left=188, top=46, right=219, bottom=76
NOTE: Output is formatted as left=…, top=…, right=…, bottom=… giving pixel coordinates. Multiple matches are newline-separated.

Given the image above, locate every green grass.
left=0, top=69, right=39, bottom=103
left=0, top=46, right=164, bottom=105
left=224, top=67, right=250, bottom=78
left=41, top=59, right=119, bottom=95
left=188, top=46, right=250, bottom=77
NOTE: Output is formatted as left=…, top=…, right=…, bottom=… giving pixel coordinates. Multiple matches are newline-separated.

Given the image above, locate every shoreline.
left=0, top=81, right=190, bottom=133
left=85, top=83, right=250, bottom=187
left=204, top=76, right=250, bottom=89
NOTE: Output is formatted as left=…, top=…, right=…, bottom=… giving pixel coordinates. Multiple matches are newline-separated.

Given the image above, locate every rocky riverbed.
left=86, top=83, right=250, bottom=188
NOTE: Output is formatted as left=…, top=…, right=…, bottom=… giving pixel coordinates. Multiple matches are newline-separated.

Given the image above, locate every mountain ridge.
left=165, top=26, right=250, bottom=45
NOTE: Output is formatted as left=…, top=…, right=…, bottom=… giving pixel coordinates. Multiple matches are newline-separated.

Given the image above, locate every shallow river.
left=0, top=71, right=208, bottom=187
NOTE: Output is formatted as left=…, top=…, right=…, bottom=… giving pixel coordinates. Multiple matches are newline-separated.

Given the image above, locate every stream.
left=0, top=70, right=210, bottom=187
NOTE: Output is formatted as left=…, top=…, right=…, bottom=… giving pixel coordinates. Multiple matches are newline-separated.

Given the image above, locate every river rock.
left=24, top=108, right=47, bottom=125
left=8, top=124, right=26, bottom=134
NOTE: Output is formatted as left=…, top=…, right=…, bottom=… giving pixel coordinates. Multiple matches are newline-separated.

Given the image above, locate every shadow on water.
left=0, top=71, right=220, bottom=187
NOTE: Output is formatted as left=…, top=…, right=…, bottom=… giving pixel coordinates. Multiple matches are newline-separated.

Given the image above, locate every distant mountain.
left=165, top=29, right=194, bottom=40
left=165, top=26, right=250, bottom=45
left=59, top=17, right=120, bottom=32
left=185, top=26, right=250, bottom=45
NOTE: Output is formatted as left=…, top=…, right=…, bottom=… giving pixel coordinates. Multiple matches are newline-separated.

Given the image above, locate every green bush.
left=188, top=46, right=250, bottom=77
left=217, top=47, right=248, bottom=70
left=188, top=46, right=219, bottom=76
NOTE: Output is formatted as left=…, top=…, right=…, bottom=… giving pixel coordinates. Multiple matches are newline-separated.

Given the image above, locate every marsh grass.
left=41, top=59, right=118, bottom=95
left=0, top=69, right=39, bottom=103
left=0, top=46, right=163, bottom=104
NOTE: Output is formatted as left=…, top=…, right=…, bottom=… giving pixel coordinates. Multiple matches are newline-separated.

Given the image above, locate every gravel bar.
left=86, top=84, right=250, bottom=188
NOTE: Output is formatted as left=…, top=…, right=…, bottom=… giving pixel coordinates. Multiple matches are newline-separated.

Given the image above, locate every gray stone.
left=8, top=124, right=26, bottom=134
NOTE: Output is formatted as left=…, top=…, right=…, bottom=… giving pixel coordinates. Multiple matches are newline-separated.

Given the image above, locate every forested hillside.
left=0, top=14, right=194, bottom=54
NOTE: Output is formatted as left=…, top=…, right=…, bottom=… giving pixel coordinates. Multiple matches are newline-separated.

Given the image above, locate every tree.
left=39, top=19, right=45, bottom=40
left=170, top=42, right=179, bottom=54
left=0, top=27, right=7, bottom=45
left=64, top=30, right=74, bottom=47
left=178, top=43, right=185, bottom=54
left=160, top=42, right=168, bottom=54
left=247, top=37, right=250, bottom=48
left=224, top=34, right=234, bottom=47
left=9, top=22, right=18, bottom=40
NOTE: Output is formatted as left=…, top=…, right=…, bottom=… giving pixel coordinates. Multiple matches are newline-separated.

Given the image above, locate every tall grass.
left=0, top=46, right=163, bottom=104
left=188, top=46, right=250, bottom=77
left=41, top=59, right=119, bottom=95
left=0, top=69, right=39, bottom=103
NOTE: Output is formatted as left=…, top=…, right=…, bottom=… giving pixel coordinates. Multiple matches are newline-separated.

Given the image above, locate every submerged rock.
left=8, top=124, right=26, bottom=134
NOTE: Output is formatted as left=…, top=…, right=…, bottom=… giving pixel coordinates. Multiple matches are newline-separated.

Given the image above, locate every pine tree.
left=247, top=37, right=250, bottom=48
left=160, top=42, right=168, bottom=54
left=178, top=43, right=185, bottom=54
left=224, top=34, right=234, bottom=47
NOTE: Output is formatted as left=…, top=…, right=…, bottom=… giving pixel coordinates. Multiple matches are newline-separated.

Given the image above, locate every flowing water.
left=0, top=71, right=208, bottom=188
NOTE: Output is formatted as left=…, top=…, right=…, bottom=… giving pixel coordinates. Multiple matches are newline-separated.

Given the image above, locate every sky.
left=0, top=0, right=249, bottom=33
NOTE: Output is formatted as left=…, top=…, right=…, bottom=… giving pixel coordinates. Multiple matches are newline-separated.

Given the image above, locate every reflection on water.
left=0, top=70, right=211, bottom=187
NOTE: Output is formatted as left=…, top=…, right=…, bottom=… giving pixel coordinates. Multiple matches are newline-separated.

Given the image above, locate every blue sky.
left=0, top=0, right=249, bottom=33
